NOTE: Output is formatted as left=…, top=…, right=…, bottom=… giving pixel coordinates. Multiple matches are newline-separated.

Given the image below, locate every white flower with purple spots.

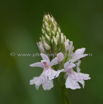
left=63, top=61, right=91, bottom=90
left=30, top=52, right=64, bottom=90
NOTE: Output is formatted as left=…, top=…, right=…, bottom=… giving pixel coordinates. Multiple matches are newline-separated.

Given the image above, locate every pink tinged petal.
left=57, top=52, right=64, bottom=62
left=77, top=60, right=81, bottom=72
left=47, top=69, right=58, bottom=80
left=50, top=52, right=64, bottom=66
left=71, top=54, right=88, bottom=63
left=73, top=71, right=90, bottom=88
left=51, top=69, right=64, bottom=79
left=69, top=41, right=73, bottom=52
left=42, top=79, right=54, bottom=90
left=50, top=57, right=58, bottom=66
left=72, top=71, right=85, bottom=88
left=65, top=76, right=81, bottom=90
left=30, top=62, right=42, bottom=67
left=46, top=69, right=64, bottom=80
left=40, top=53, right=50, bottom=62
left=72, top=48, right=88, bottom=62
left=56, top=69, right=64, bottom=77
left=30, top=77, right=39, bottom=85
left=30, top=72, right=54, bottom=90
left=73, top=48, right=86, bottom=57
left=30, top=77, right=41, bottom=90
left=79, top=80, right=85, bottom=88
left=44, top=69, right=52, bottom=77
left=35, top=85, right=40, bottom=90
left=64, top=61, right=76, bottom=71
left=79, top=73, right=91, bottom=80
left=40, top=73, right=54, bottom=90
left=72, top=54, right=88, bottom=63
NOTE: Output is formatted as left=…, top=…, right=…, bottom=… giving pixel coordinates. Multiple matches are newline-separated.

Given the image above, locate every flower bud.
left=51, top=31, right=55, bottom=35
left=61, top=33, right=64, bottom=43
left=37, top=42, right=45, bottom=53
left=51, top=39, right=53, bottom=44
left=42, top=29, right=46, bottom=34
left=56, top=32, right=59, bottom=41
left=44, top=21, right=49, bottom=27
left=41, top=35, right=45, bottom=41
left=40, top=14, right=66, bottom=54
left=50, top=16, right=55, bottom=23
left=58, top=27, right=61, bottom=33
left=45, top=34, right=50, bottom=41
left=42, top=24, right=45, bottom=29
left=64, top=39, right=69, bottom=51
left=43, top=41, right=51, bottom=50
left=43, top=15, right=48, bottom=21
left=46, top=27, right=50, bottom=32
left=53, top=36, right=57, bottom=45
left=54, top=26, right=57, bottom=32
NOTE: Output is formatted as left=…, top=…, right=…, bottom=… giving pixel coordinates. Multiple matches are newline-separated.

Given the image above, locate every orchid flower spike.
left=29, top=14, right=91, bottom=93
left=30, top=52, right=64, bottom=90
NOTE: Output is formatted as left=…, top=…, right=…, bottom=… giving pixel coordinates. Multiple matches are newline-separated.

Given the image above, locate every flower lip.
left=68, top=69, right=72, bottom=73
left=41, top=60, right=50, bottom=68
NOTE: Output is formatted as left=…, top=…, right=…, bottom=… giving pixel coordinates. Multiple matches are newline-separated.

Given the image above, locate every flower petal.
left=30, top=73, right=54, bottom=90
left=65, top=76, right=81, bottom=90
left=30, top=62, right=41, bottom=67
left=69, top=41, right=73, bottom=52
left=72, top=54, right=88, bottom=63
left=57, top=52, right=64, bottom=62
left=44, top=68, right=64, bottom=80
left=50, top=52, right=64, bottom=66
left=56, top=69, right=64, bottom=77
left=73, top=48, right=86, bottom=58
left=37, top=42, right=45, bottom=53
left=30, top=77, right=41, bottom=90
left=40, top=53, right=50, bottom=62
left=42, top=79, right=54, bottom=90
left=30, top=77, right=39, bottom=85
left=72, top=48, right=88, bottom=62
left=50, top=57, right=58, bottom=66
left=76, top=60, right=81, bottom=72
left=72, top=71, right=85, bottom=88
left=49, top=69, right=64, bottom=80
left=64, top=61, right=76, bottom=70
left=79, top=73, right=91, bottom=80
left=72, top=71, right=90, bottom=88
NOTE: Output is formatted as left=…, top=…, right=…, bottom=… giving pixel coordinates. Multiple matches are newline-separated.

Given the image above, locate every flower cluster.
left=30, top=14, right=90, bottom=90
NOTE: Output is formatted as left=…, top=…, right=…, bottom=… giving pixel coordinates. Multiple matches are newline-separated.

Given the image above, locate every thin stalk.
left=55, top=77, right=71, bottom=104
left=59, top=85, right=70, bottom=104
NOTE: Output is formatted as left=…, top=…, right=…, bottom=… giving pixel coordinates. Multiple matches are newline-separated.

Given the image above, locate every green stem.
left=55, top=76, right=71, bottom=104
left=54, top=68, right=71, bottom=104
left=59, top=85, right=70, bottom=104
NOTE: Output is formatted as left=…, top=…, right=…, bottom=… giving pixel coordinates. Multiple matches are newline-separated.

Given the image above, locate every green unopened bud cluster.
left=38, top=14, right=72, bottom=57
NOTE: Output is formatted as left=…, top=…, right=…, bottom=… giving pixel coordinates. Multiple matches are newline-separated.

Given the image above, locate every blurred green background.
left=0, top=0, right=103, bottom=104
